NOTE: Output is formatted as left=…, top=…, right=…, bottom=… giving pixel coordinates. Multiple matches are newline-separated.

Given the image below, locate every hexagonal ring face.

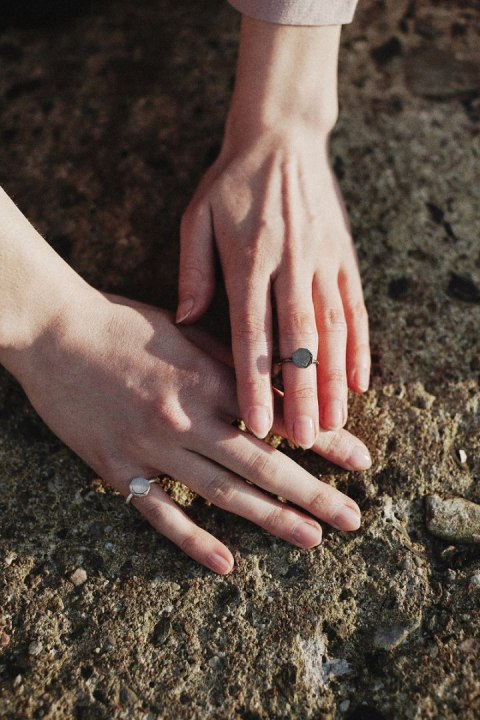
left=291, top=348, right=314, bottom=368
left=129, top=476, right=151, bottom=498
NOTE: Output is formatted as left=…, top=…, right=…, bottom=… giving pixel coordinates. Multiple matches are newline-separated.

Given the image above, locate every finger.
left=126, top=480, right=234, bottom=575
left=313, top=278, right=348, bottom=431
left=339, top=264, right=370, bottom=393
left=179, top=450, right=322, bottom=548
left=274, top=277, right=319, bottom=450
left=228, top=280, right=274, bottom=440
left=205, top=422, right=362, bottom=532
left=177, top=202, right=216, bottom=324
left=271, top=389, right=372, bottom=471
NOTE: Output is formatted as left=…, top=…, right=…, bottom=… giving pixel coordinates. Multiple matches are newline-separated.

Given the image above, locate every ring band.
left=278, top=347, right=319, bottom=369
left=126, top=476, right=158, bottom=504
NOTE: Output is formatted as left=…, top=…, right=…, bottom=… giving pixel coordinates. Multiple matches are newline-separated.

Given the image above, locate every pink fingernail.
left=333, top=505, right=361, bottom=532
left=322, top=401, right=343, bottom=430
left=176, top=295, right=194, bottom=324
left=294, top=416, right=316, bottom=449
left=208, top=553, right=232, bottom=574
left=347, top=446, right=372, bottom=471
left=246, top=405, right=271, bottom=439
left=355, top=367, right=370, bottom=392
left=292, top=522, right=322, bottom=547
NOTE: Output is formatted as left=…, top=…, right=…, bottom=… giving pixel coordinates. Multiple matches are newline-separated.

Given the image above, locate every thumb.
left=176, top=202, right=216, bottom=324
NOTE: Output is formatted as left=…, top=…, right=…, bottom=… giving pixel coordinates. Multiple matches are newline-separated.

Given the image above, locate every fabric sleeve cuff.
left=227, top=0, right=359, bottom=26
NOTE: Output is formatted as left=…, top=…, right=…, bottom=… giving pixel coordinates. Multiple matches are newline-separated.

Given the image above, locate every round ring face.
left=291, top=348, right=314, bottom=368
left=129, top=476, right=151, bottom=497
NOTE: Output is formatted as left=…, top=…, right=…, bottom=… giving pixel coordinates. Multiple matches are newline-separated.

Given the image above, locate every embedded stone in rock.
left=447, top=273, right=480, bottom=304
left=425, top=495, right=480, bottom=544
left=291, top=348, right=314, bottom=368
left=69, top=567, right=88, bottom=586
left=373, top=618, right=420, bottom=650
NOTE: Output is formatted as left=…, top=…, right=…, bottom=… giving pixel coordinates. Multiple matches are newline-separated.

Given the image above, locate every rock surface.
left=0, top=0, right=479, bottom=719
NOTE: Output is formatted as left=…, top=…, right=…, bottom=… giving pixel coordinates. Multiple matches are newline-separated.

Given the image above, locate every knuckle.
left=282, top=309, right=317, bottom=339
left=318, top=307, right=347, bottom=333
left=153, top=398, right=191, bottom=435
left=232, top=311, right=267, bottom=342
left=203, top=473, right=237, bottom=507
left=180, top=261, right=209, bottom=288
left=248, top=449, right=273, bottom=479
left=318, top=369, right=346, bottom=387
left=180, top=531, right=201, bottom=557
left=323, top=428, right=347, bottom=458
left=289, top=384, right=317, bottom=402
left=347, top=301, right=369, bottom=324
left=309, top=487, right=330, bottom=516
left=141, top=498, right=169, bottom=528
left=262, top=505, right=284, bottom=534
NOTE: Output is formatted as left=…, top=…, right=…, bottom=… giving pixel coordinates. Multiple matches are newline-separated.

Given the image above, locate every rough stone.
left=426, top=495, right=480, bottom=544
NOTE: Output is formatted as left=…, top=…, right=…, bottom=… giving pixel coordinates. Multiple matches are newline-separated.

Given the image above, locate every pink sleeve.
left=227, top=1, right=358, bottom=25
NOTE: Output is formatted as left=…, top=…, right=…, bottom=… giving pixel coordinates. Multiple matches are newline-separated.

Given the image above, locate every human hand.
left=15, top=292, right=370, bottom=574
left=177, top=18, right=370, bottom=450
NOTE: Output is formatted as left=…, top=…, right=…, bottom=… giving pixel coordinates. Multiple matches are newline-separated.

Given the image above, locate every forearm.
left=0, top=187, right=98, bottom=380
left=225, top=16, right=341, bottom=144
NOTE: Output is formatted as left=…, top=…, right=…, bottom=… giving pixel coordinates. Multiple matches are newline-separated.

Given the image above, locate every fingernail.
left=347, top=446, right=372, bottom=471
left=175, top=295, right=194, bottom=324
left=246, top=405, right=271, bottom=439
left=294, top=416, right=316, bottom=449
left=355, top=367, right=370, bottom=392
left=292, top=522, right=322, bottom=547
left=322, top=400, right=343, bottom=430
left=333, top=505, right=361, bottom=532
left=207, top=553, right=232, bottom=574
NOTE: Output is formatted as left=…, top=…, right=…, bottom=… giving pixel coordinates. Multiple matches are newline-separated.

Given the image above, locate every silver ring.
left=278, top=348, right=319, bottom=369
left=126, top=476, right=158, bottom=504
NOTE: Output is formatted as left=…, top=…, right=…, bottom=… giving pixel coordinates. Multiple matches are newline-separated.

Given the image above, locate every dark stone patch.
left=426, top=202, right=444, bottom=224
left=447, top=273, right=480, bottom=304
left=415, top=22, right=440, bottom=39
left=5, top=78, right=43, bottom=102
left=371, top=37, right=403, bottom=65
left=151, top=616, right=172, bottom=646
left=373, top=466, right=408, bottom=497
left=347, top=705, right=388, bottom=720
left=0, top=42, right=23, bottom=62
left=388, top=277, right=410, bottom=300
left=405, top=46, right=480, bottom=99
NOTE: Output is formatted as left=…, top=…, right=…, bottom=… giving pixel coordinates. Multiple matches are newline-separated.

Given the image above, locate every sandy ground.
left=0, top=0, right=479, bottom=718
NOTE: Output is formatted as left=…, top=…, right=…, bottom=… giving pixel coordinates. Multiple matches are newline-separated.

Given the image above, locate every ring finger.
left=122, top=474, right=234, bottom=574
left=274, top=276, right=319, bottom=449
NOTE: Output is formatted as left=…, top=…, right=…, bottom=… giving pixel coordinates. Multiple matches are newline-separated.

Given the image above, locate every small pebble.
left=0, top=632, right=10, bottom=647
left=28, top=640, right=43, bottom=656
left=468, top=572, right=480, bottom=587
left=425, top=494, right=480, bottom=544
left=208, top=655, right=221, bottom=669
left=339, top=700, right=350, bottom=713
left=13, top=675, right=22, bottom=688
left=373, top=619, right=420, bottom=650
left=69, top=568, right=88, bottom=586
left=455, top=448, right=467, bottom=465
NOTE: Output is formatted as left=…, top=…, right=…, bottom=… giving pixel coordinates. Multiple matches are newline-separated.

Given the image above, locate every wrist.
left=0, top=188, right=103, bottom=383
left=226, top=16, right=341, bottom=142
